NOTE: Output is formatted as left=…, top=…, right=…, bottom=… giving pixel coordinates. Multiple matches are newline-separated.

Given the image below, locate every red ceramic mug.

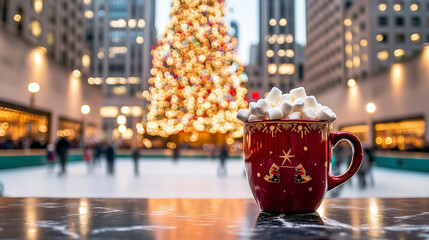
left=244, top=119, right=363, bottom=213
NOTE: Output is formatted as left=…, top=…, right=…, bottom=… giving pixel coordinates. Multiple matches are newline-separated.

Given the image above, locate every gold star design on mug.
left=280, top=148, right=295, bottom=165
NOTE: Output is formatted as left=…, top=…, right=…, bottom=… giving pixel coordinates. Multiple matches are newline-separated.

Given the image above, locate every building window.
left=395, top=33, right=405, bottom=43
left=345, top=31, right=352, bottom=42
left=360, top=22, right=366, bottom=31
left=345, top=44, right=352, bottom=55
left=48, top=6, right=55, bottom=23
left=410, top=33, right=420, bottom=42
left=378, top=16, right=388, bottom=26
left=33, top=0, right=43, bottom=14
left=395, top=16, right=404, bottom=26
left=278, top=64, right=295, bottom=75
left=345, top=60, right=353, bottom=68
left=411, top=16, right=420, bottom=27
left=393, top=2, right=403, bottom=11
left=345, top=1, right=353, bottom=9
left=268, top=64, right=277, bottom=75
left=377, top=50, right=389, bottom=61
left=30, top=19, right=42, bottom=37
left=394, top=48, right=405, bottom=59
left=426, top=17, right=429, bottom=27
left=376, top=33, right=388, bottom=42
left=410, top=2, right=419, bottom=11
left=378, top=2, right=387, bottom=11
left=47, top=31, right=54, bottom=45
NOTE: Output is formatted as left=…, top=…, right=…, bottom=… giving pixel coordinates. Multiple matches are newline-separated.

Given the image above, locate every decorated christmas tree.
left=146, top=0, right=248, bottom=140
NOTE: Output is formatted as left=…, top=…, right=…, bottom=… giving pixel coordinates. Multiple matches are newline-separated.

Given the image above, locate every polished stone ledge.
left=0, top=197, right=428, bottom=239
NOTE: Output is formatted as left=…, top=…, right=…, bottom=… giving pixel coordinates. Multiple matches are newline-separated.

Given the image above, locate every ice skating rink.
left=1, top=158, right=428, bottom=199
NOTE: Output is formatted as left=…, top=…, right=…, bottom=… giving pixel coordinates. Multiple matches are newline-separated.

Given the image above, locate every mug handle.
left=327, top=131, right=363, bottom=191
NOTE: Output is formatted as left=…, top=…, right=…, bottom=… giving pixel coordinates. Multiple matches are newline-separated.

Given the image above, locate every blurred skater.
left=92, top=143, right=102, bottom=166
left=132, top=148, right=140, bottom=176
left=104, top=142, right=115, bottom=175
left=46, top=143, right=56, bottom=171
left=83, top=146, right=93, bottom=172
left=218, top=145, right=229, bottom=177
left=359, top=146, right=374, bottom=188
left=55, top=137, right=70, bottom=175
left=172, top=145, right=180, bottom=163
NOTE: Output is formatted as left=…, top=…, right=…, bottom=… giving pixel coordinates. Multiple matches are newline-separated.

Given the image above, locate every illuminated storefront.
left=0, top=102, right=49, bottom=147
left=374, top=118, right=425, bottom=151
left=340, top=124, right=369, bottom=142
left=57, top=118, right=82, bottom=147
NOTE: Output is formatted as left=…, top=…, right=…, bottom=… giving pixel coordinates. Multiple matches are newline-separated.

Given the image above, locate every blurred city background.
left=0, top=0, right=429, bottom=198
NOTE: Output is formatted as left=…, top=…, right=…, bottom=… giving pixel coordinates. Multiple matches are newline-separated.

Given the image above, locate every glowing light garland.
left=146, top=0, right=248, bottom=139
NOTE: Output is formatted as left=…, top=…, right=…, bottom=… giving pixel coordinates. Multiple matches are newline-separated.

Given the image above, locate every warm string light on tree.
left=146, top=0, right=248, bottom=139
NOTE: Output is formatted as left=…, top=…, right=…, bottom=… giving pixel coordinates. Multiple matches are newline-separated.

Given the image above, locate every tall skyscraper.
left=304, top=0, right=354, bottom=95
left=344, top=0, right=429, bottom=81
left=258, top=0, right=296, bottom=94
left=230, top=20, right=239, bottom=46
left=0, top=0, right=102, bottom=145
left=1, top=0, right=89, bottom=74
left=84, top=0, right=155, bottom=141
left=304, top=0, right=429, bottom=95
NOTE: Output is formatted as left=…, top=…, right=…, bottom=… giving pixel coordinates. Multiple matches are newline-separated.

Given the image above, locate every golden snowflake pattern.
left=292, top=124, right=310, bottom=139
left=262, top=124, right=282, bottom=137
left=245, top=121, right=330, bottom=137
left=279, top=123, right=293, bottom=131
left=253, top=122, right=266, bottom=131
left=308, top=123, right=327, bottom=133
left=246, top=124, right=255, bottom=135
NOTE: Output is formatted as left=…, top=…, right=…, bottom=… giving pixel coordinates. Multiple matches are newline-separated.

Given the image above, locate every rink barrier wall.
left=0, top=154, right=83, bottom=170
left=374, top=152, right=429, bottom=172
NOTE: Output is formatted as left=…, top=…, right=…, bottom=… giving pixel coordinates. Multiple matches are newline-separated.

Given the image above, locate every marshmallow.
left=279, top=101, right=293, bottom=116
left=316, top=103, right=323, bottom=112
left=236, top=109, right=250, bottom=122
left=304, top=96, right=318, bottom=111
left=280, top=94, right=292, bottom=103
left=265, top=87, right=282, bottom=107
left=286, top=112, right=301, bottom=120
left=249, top=102, right=260, bottom=115
left=302, top=108, right=317, bottom=120
left=290, top=87, right=307, bottom=100
left=249, top=115, right=266, bottom=121
left=267, top=107, right=283, bottom=120
left=292, top=98, right=305, bottom=112
left=253, top=99, right=271, bottom=115
left=316, top=106, right=337, bottom=121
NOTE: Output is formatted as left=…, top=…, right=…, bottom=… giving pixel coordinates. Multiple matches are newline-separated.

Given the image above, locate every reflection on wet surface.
left=0, top=197, right=428, bottom=239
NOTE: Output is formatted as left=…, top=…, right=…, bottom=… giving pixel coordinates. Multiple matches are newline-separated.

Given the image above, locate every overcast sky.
left=155, top=0, right=306, bottom=65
